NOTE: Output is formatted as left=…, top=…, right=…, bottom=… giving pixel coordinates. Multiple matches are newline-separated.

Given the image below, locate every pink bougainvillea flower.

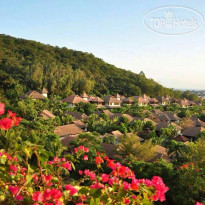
left=123, top=181, right=130, bottom=190
left=101, top=174, right=109, bottom=183
left=50, top=189, right=62, bottom=200
left=8, top=186, right=19, bottom=195
left=0, top=118, right=12, bottom=130
left=43, top=174, right=53, bottom=186
left=84, top=169, right=96, bottom=180
left=8, top=111, right=16, bottom=118
left=107, top=160, right=116, bottom=170
left=9, top=165, right=18, bottom=172
left=15, top=195, right=24, bottom=201
left=90, top=182, right=104, bottom=189
left=0, top=103, right=5, bottom=115
left=84, top=147, right=89, bottom=153
left=131, top=179, right=139, bottom=191
left=124, top=198, right=131, bottom=204
left=151, top=176, right=169, bottom=202
left=13, top=117, right=22, bottom=126
left=83, top=155, right=88, bottom=161
left=196, top=202, right=204, bottom=205
left=33, top=174, right=38, bottom=183
left=42, top=188, right=62, bottom=201
left=95, top=156, right=103, bottom=164
left=61, top=161, right=72, bottom=171
left=32, top=191, right=43, bottom=202
left=53, top=157, right=60, bottom=163
left=65, top=185, right=78, bottom=195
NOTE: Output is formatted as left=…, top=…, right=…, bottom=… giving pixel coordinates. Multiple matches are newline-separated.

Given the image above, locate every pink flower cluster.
left=196, top=202, right=204, bottom=205
left=74, top=146, right=89, bottom=161
left=0, top=152, right=18, bottom=162
left=79, top=169, right=97, bottom=181
left=0, top=105, right=170, bottom=204
left=8, top=186, right=24, bottom=201
left=65, top=184, right=78, bottom=195
left=79, top=154, right=169, bottom=203
left=48, top=157, right=72, bottom=171
left=74, top=146, right=89, bottom=153
left=0, top=103, right=22, bottom=130
left=32, top=188, right=62, bottom=205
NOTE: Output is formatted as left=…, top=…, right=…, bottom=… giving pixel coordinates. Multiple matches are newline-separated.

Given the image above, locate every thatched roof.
left=164, top=112, right=179, bottom=121
left=72, top=120, right=87, bottom=129
left=158, top=114, right=170, bottom=122
left=122, top=114, right=134, bottom=122
left=182, top=126, right=205, bottom=138
left=174, top=135, right=188, bottom=142
left=178, top=98, right=190, bottom=106
left=102, top=110, right=115, bottom=118
left=41, top=88, right=48, bottom=94
left=110, top=130, right=123, bottom=139
left=122, top=97, right=133, bottom=104
left=190, top=116, right=205, bottom=127
left=65, top=112, right=87, bottom=120
left=156, top=122, right=169, bottom=131
left=142, top=94, right=151, bottom=100
left=115, top=93, right=121, bottom=98
left=81, top=92, right=88, bottom=98
left=61, top=136, right=77, bottom=147
left=88, top=96, right=104, bottom=103
left=38, top=110, right=55, bottom=119
left=104, top=96, right=122, bottom=103
left=20, top=90, right=45, bottom=99
left=152, top=109, right=164, bottom=115
left=149, top=98, right=159, bottom=104
left=101, top=143, right=117, bottom=159
left=149, top=145, right=170, bottom=163
left=144, top=118, right=157, bottom=126
left=126, top=133, right=145, bottom=142
left=156, top=96, right=170, bottom=103
left=54, top=124, right=84, bottom=137
left=133, top=96, right=149, bottom=104
left=62, top=95, right=87, bottom=104
left=171, top=122, right=183, bottom=131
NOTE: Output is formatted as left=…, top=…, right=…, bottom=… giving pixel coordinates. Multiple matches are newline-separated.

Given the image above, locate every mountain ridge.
left=0, top=34, right=192, bottom=100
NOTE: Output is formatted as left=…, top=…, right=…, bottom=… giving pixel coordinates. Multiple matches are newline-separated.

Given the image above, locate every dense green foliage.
left=0, top=34, right=190, bottom=101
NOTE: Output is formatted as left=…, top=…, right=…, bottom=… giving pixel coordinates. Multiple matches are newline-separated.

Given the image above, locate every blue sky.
left=0, top=0, right=205, bottom=90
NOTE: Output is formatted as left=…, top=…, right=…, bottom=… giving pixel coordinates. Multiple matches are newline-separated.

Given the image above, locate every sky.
left=0, top=0, right=205, bottom=90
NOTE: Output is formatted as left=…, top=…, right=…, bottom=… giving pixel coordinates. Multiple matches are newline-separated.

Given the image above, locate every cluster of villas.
left=38, top=107, right=205, bottom=163
left=19, top=88, right=205, bottom=163
left=19, top=88, right=202, bottom=109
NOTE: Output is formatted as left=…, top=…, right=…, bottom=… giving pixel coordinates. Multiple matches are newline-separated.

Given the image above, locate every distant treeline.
left=0, top=34, right=199, bottom=101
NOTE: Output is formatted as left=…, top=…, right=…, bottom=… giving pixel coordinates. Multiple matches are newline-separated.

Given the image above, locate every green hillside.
left=0, top=34, right=186, bottom=99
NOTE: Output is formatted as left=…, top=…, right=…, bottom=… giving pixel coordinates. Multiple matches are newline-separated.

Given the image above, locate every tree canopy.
left=0, top=34, right=193, bottom=101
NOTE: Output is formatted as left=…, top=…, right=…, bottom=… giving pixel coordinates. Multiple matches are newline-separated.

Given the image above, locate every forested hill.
left=0, top=34, right=185, bottom=99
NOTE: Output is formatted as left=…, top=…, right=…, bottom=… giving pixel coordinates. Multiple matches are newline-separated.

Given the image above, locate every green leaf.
left=24, top=174, right=33, bottom=186
left=79, top=187, right=89, bottom=195
left=90, top=197, right=95, bottom=205
left=0, top=155, right=7, bottom=164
